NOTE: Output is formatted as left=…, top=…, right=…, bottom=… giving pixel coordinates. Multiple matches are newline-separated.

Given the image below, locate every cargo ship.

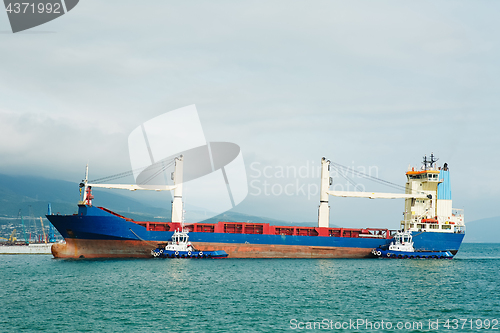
left=47, top=154, right=465, bottom=258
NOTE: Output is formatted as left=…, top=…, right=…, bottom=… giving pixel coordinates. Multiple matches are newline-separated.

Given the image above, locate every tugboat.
left=151, top=229, right=228, bottom=259
left=372, top=230, right=453, bottom=259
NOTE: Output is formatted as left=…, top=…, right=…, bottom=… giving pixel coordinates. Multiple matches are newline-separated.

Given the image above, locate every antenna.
left=422, top=155, right=428, bottom=170
left=429, top=153, right=438, bottom=168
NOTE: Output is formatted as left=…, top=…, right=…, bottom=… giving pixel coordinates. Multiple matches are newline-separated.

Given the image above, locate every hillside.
left=464, top=216, right=500, bottom=243
left=0, top=173, right=300, bottom=228
left=0, top=173, right=170, bottom=219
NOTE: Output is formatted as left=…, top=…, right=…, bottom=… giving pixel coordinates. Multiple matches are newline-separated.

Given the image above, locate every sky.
left=1, top=0, right=499, bottom=228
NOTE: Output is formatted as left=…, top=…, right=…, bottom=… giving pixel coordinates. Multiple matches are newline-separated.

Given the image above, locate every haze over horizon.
left=1, top=1, right=499, bottom=228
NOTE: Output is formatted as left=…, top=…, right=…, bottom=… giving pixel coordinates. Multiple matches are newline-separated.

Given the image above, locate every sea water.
left=0, top=243, right=499, bottom=332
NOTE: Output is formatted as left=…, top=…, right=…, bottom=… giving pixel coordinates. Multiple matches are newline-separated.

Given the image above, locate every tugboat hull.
left=373, top=248, right=454, bottom=259
left=151, top=248, right=228, bottom=259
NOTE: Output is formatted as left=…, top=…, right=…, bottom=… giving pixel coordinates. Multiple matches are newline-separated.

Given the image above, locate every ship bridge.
left=402, top=157, right=464, bottom=233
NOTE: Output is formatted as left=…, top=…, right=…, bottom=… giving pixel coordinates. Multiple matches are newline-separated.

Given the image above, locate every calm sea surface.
left=1, top=243, right=499, bottom=332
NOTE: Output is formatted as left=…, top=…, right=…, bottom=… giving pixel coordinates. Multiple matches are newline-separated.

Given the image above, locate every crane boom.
left=39, top=217, right=47, bottom=244
left=86, top=184, right=176, bottom=191
left=0, top=230, right=17, bottom=244
left=327, top=190, right=430, bottom=199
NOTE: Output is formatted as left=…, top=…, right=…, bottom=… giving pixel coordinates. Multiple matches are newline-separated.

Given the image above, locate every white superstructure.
left=401, top=155, right=464, bottom=233
left=163, top=229, right=194, bottom=252
left=388, top=231, right=414, bottom=252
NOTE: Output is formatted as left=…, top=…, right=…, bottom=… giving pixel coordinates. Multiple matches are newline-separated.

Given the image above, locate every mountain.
left=0, top=173, right=302, bottom=226
left=198, top=211, right=318, bottom=226
left=0, top=173, right=170, bottom=219
left=463, top=216, right=500, bottom=243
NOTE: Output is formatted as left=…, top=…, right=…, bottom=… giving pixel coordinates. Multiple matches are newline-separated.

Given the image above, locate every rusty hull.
left=51, top=239, right=372, bottom=259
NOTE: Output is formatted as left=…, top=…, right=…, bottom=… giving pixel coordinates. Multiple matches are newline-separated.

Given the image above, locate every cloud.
left=0, top=0, right=499, bottom=223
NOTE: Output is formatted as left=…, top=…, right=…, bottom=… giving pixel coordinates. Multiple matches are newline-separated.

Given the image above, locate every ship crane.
left=80, top=155, right=185, bottom=223
left=318, top=157, right=431, bottom=228
left=0, top=229, right=17, bottom=245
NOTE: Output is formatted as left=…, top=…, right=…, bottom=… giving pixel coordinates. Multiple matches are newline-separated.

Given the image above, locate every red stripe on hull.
left=52, top=239, right=373, bottom=259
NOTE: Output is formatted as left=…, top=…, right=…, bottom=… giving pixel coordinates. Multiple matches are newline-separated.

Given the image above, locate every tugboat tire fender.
left=376, top=251, right=381, bottom=256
